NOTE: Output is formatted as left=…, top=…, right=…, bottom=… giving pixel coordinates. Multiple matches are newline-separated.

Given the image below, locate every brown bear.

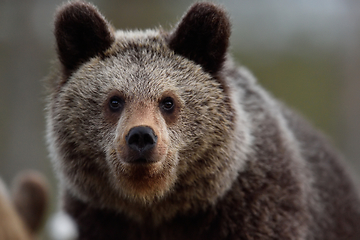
left=46, top=1, right=360, bottom=239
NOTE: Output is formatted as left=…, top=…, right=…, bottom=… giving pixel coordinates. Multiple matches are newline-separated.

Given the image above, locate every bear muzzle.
left=124, top=126, right=158, bottom=164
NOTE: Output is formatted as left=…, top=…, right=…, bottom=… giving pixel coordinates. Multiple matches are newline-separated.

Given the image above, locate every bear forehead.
left=105, top=29, right=173, bottom=61
left=65, top=30, right=216, bottom=100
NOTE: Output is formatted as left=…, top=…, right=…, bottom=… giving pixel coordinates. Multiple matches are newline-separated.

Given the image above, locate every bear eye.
left=109, top=96, right=124, bottom=112
left=161, top=97, right=175, bottom=112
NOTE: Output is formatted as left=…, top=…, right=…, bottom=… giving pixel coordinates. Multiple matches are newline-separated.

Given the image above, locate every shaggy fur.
left=55, top=1, right=115, bottom=79
left=46, top=1, right=360, bottom=239
left=168, top=3, right=230, bottom=75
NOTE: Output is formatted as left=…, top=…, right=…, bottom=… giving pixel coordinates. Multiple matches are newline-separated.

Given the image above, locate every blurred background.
left=0, top=0, right=360, bottom=238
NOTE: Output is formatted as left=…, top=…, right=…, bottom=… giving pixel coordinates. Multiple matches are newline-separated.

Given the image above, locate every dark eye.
left=161, top=97, right=175, bottom=112
left=109, top=96, right=124, bottom=112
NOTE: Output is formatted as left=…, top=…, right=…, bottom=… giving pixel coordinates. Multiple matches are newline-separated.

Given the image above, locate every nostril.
left=143, top=133, right=155, bottom=145
left=127, top=133, right=140, bottom=146
left=125, top=126, right=157, bottom=154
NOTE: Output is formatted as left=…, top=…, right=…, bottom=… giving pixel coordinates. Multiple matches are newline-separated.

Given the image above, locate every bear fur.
left=46, top=1, right=360, bottom=239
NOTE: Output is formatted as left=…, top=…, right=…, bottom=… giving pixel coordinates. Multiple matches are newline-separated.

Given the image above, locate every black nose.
left=125, top=126, right=157, bottom=154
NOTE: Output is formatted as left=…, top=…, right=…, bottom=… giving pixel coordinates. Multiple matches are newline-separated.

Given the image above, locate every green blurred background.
left=1, top=0, right=360, bottom=237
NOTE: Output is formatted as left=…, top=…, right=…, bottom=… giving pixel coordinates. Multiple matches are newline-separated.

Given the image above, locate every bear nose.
left=125, top=126, right=157, bottom=154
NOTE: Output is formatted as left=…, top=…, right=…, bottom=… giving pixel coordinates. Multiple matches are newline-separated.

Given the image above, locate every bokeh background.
left=1, top=0, right=360, bottom=238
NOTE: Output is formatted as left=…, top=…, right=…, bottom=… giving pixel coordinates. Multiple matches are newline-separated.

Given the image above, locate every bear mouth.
left=126, top=157, right=159, bottom=165
left=135, top=158, right=148, bottom=164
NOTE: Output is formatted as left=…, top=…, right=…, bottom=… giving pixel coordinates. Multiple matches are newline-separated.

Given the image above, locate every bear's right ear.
left=54, top=1, right=115, bottom=77
left=168, top=3, right=231, bottom=75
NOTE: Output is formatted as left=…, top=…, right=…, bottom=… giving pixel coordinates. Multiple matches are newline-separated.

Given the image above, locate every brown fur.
left=168, top=3, right=231, bottom=75
left=55, top=1, right=115, bottom=79
left=46, top=1, right=360, bottom=239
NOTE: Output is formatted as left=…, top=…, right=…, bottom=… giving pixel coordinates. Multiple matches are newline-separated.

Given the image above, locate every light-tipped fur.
left=46, top=1, right=360, bottom=239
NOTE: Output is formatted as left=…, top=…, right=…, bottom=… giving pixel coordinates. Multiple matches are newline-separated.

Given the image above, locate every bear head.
left=47, top=1, right=252, bottom=223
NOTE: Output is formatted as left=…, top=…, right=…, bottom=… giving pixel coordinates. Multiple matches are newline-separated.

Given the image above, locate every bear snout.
left=125, top=126, right=158, bottom=163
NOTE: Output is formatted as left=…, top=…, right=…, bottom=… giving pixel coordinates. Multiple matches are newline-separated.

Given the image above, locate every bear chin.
left=108, top=152, right=179, bottom=203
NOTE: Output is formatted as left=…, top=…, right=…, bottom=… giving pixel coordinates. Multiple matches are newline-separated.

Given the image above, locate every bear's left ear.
left=54, top=1, right=115, bottom=78
left=168, top=3, right=231, bottom=75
